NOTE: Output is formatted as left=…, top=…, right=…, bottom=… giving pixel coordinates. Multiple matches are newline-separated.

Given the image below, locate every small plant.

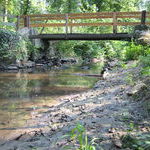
left=139, top=55, right=150, bottom=76
left=125, top=73, right=135, bottom=86
left=121, top=122, right=150, bottom=150
left=63, top=124, right=99, bottom=150
left=122, top=134, right=150, bottom=150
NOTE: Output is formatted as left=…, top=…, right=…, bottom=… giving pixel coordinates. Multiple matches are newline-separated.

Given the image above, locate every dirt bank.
left=0, top=61, right=149, bottom=150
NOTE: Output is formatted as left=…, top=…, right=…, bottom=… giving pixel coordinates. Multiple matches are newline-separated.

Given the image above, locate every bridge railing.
left=1, top=11, right=150, bottom=33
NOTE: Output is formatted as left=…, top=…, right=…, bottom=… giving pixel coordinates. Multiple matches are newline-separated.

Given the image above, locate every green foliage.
left=124, top=41, right=150, bottom=60
left=56, top=41, right=77, bottom=57
left=121, top=122, right=150, bottom=150
left=73, top=42, right=103, bottom=62
left=122, top=134, right=150, bottom=150
left=56, top=41, right=104, bottom=62
left=0, top=29, right=27, bottom=63
left=139, top=55, right=150, bottom=76
left=25, top=39, right=39, bottom=61
left=139, top=55, right=150, bottom=67
left=0, top=28, right=38, bottom=64
left=141, top=67, right=150, bottom=76
left=64, top=124, right=98, bottom=150
left=125, top=73, right=135, bottom=85
left=0, top=0, right=143, bottom=65
left=73, top=43, right=91, bottom=61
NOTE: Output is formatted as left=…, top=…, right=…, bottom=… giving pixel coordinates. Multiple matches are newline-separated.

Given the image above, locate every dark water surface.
left=0, top=64, right=102, bottom=138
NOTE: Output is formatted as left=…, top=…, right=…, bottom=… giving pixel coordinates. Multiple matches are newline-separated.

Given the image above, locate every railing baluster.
left=70, top=19, right=73, bottom=33
left=24, top=16, right=30, bottom=28
left=65, top=14, right=68, bottom=36
left=16, top=15, right=20, bottom=30
left=141, top=10, right=146, bottom=25
left=113, top=12, right=117, bottom=34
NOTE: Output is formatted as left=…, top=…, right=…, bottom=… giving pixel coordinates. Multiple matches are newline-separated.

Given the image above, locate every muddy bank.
left=0, top=61, right=149, bottom=150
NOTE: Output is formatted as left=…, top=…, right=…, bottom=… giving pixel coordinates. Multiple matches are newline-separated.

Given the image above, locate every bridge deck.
left=29, top=33, right=133, bottom=41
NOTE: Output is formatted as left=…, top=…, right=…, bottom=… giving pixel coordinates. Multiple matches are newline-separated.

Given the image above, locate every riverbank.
left=0, top=61, right=149, bottom=150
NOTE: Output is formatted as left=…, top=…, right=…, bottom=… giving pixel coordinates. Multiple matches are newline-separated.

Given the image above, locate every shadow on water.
left=0, top=63, right=102, bottom=138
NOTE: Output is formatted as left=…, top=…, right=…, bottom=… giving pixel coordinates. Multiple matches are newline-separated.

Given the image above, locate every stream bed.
left=0, top=64, right=102, bottom=139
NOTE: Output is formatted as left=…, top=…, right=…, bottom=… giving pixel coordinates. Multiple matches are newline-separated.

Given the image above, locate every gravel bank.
left=0, top=62, right=149, bottom=150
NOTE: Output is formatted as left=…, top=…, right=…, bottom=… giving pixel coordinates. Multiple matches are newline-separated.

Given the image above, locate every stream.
left=0, top=63, right=102, bottom=140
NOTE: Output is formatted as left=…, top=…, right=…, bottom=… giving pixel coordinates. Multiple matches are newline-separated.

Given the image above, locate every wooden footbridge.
left=1, top=11, right=150, bottom=41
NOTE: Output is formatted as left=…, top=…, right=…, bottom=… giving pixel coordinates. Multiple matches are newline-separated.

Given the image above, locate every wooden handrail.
left=20, top=11, right=143, bottom=18
left=1, top=11, right=149, bottom=33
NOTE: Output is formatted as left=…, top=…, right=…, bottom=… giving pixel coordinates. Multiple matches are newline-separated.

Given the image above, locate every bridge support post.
left=141, top=10, right=146, bottom=25
left=70, top=19, right=73, bottom=33
left=16, top=16, right=20, bottom=31
left=113, top=12, right=117, bottom=34
left=65, top=14, right=68, bottom=38
left=24, top=16, right=30, bottom=28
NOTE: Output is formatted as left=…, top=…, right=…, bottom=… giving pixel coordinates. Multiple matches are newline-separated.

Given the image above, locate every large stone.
left=7, top=65, right=18, bottom=70
left=139, top=30, right=150, bottom=44
left=127, top=82, right=147, bottom=96
left=133, top=24, right=150, bottom=44
left=24, top=61, right=35, bottom=68
left=16, top=60, right=35, bottom=68
left=60, top=58, right=77, bottom=64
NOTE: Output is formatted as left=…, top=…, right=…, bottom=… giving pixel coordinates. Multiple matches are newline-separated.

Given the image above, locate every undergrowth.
left=63, top=124, right=102, bottom=150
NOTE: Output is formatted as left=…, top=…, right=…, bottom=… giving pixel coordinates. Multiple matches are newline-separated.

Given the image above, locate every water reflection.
left=0, top=64, right=102, bottom=137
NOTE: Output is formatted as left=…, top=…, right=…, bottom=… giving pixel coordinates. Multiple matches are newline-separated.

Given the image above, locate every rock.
left=36, top=63, right=45, bottom=67
left=0, top=65, right=5, bottom=70
left=7, top=65, right=18, bottom=70
left=81, top=66, right=90, bottom=70
left=91, top=58, right=104, bottom=63
left=107, top=59, right=119, bottom=68
left=108, top=128, right=116, bottom=133
left=60, top=58, right=77, bottom=64
left=139, top=30, right=150, bottom=44
left=133, top=24, right=150, bottom=44
left=24, top=61, right=35, bottom=68
left=17, top=60, right=35, bottom=68
left=127, top=82, right=146, bottom=96
left=103, top=70, right=110, bottom=79
left=113, top=138, right=122, bottom=148
left=47, top=62, right=53, bottom=67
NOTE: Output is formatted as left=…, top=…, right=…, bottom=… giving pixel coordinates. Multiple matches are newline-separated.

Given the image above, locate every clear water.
left=0, top=63, right=102, bottom=139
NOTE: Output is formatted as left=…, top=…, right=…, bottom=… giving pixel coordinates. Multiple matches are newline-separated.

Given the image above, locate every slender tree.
left=20, top=0, right=31, bottom=15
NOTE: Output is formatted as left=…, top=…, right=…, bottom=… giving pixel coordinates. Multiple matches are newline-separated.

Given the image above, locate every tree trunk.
left=3, top=0, right=8, bottom=22
left=23, top=0, right=30, bottom=15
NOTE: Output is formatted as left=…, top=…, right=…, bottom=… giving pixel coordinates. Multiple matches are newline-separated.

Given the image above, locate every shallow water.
left=0, top=64, right=102, bottom=139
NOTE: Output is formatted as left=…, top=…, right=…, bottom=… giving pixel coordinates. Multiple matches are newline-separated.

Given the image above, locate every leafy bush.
left=56, top=41, right=77, bottom=57
left=56, top=41, right=104, bottom=62
left=0, top=28, right=39, bottom=64
left=73, top=42, right=103, bottom=62
left=125, top=42, right=146, bottom=60
left=0, top=28, right=28, bottom=64
left=141, top=67, right=150, bottom=76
